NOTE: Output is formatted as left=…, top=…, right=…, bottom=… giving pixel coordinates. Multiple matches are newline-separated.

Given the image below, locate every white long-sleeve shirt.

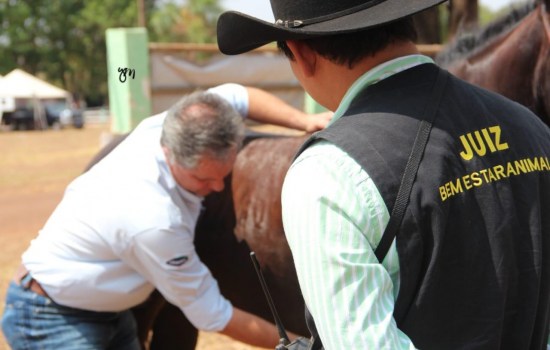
left=22, top=84, right=248, bottom=332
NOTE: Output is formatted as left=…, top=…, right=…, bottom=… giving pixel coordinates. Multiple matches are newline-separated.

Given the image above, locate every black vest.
left=299, top=64, right=550, bottom=349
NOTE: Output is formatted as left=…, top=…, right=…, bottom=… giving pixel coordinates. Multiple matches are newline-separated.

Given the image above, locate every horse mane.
left=435, top=1, right=537, bottom=67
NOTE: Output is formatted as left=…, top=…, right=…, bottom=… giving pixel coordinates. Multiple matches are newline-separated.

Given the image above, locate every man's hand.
left=246, top=86, right=333, bottom=133
left=220, top=307, right=282, bottom=348
left=302, top=111, right=333, bottom=133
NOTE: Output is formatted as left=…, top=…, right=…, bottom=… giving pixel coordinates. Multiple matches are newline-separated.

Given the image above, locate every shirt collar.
left=329, top=54, right=434, bottom=126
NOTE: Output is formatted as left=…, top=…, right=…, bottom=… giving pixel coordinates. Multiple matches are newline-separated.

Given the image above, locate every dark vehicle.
left=44, top=101, right=84, bottom=129
left=2, top=107, right=35, bottom=130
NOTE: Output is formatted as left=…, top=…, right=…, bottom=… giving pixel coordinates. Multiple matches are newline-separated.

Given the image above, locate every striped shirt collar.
left=329, top=54, right=434, bottom=126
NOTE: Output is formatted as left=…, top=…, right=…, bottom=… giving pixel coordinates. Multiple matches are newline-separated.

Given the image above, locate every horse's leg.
left=131, top=289, right=167, bottom=349
left=131, top=290, right=199, bottom=350
left=149, top=302, right=198, bottom=350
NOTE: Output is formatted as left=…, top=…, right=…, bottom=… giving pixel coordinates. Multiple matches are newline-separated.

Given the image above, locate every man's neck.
left=319, top=41, right=419, bottom=111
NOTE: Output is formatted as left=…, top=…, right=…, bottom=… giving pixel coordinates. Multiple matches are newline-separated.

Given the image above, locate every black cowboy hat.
left=217, top=0, right=447, bottom=55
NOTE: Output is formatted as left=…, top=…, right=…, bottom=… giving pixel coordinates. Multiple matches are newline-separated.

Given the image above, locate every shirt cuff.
left=181, top=288, right=233, bottom=331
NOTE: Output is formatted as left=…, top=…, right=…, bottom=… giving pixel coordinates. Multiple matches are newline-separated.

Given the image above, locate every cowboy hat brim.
left=217, top=0, right=447, bottom=55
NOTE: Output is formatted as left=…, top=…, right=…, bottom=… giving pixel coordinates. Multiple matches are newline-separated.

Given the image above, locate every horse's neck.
left=467, top=9, right=540, bottom=66
left=542, top=2, right=550, bottom=43
left=448, top=9, right=543, bottom=101
left=534, top=3, right=550, bottom=126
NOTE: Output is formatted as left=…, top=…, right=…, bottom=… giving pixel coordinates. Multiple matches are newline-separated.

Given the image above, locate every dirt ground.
left=0, top=123, right=271, bottom=350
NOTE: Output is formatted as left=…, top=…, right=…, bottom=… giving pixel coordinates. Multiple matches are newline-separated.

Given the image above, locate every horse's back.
left=83, top=131, right=311, bottom=348
left=197, top=133, right=310, bottom=335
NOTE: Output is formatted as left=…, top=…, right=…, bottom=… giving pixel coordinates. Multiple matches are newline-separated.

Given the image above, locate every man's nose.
left=210, top=179, right=225, bottom=192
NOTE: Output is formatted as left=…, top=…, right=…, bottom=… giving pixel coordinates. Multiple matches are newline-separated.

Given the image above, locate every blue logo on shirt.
left=166, top=255, right=188, bottom=266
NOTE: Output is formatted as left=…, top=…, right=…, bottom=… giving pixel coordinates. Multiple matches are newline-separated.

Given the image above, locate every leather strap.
left=374, top=69, right=449, bottom=262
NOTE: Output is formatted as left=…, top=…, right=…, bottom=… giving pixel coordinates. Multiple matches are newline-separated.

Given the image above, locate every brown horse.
left=436, top=0, right=550, bottom=126
left=84, top=131, right=308, bottom=350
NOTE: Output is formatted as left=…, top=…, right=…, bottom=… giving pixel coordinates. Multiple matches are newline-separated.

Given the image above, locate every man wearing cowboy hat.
left=217, top=1, right=550, bottom=349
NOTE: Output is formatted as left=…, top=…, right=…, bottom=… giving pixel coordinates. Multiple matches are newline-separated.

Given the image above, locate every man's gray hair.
left=160, top=91, right=245, bottom=168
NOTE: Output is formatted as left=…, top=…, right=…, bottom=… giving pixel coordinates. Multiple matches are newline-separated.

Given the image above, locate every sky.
left=221, top=0, right=523, bottom=21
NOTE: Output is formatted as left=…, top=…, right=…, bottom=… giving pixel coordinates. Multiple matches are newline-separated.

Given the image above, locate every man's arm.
left=245, top=86, right=332, bottom=133
left=282, top=141, right=417, bottom=349
left=220, top=307, right=302, bottom=348
left=128, top=223, right=302, bottom=348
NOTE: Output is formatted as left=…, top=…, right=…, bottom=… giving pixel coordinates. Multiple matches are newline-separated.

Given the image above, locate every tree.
left=413, top=6, right=442, bottom=44
left=410, top=1, right=509, bottom=46
left=67, top=0, right=152, bottom=105
left=149, top=0, right=223, bottom=43
left=448, top=0, right=479, bottom=40
left=411, top=1, right=479, bottom=45
left=0, top=0, right=151, bottom=106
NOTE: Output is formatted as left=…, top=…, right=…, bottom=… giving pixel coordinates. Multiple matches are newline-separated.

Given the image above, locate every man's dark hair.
left=277, top=17, right=417, bottom=68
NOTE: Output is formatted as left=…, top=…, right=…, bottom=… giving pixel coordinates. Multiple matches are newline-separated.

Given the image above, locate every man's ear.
left=286, top=40, right=317, bottom=77
left=162, top=146, right=172, bottom=163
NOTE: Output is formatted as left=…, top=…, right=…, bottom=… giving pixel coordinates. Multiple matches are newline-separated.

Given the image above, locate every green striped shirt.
left=281, top=55, right=433, bottom=349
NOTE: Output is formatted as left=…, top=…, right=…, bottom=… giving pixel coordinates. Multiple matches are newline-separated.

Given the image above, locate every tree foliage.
left=149, top=0, right=223, bottom=43
left=0, top=0, right=220, bottom=106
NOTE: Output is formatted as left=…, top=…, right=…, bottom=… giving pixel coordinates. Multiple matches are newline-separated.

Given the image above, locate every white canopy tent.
left=0, top=69, right=70, bottom=129
left=0, top=69, right=70, bottom=99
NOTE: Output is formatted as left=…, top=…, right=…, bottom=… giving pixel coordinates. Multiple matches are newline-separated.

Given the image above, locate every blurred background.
left=0, top=0, right=522, bottom=133
left=0, top=1, right=530, bottom=349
